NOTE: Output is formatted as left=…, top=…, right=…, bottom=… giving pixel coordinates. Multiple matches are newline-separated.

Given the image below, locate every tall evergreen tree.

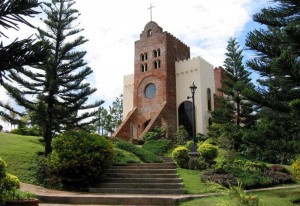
left=0, top=0, right=46, bottom=83
left=245, top=0, right=300, bottom=117
left=1, top=0, right=102, bottom=155
left=244, top=0, right=300, bottom=162
left=209, top=38, right=255, bottom=149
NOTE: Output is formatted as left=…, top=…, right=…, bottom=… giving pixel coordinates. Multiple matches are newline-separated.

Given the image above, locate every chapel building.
left=113, top=21, right=224, bottom=141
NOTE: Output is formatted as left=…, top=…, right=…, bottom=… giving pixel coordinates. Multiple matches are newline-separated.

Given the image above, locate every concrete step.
left=104, top=178, right=182, bottom=183
left=105, top=173, right=179, bottom=179
left=107, top=169, right=177, bottom=174
left=89, top=188, right=186, bottom=194
left=112, top=164, right=176, bottom=169
left=37, top=195, right=177, bottom=205
left=96, top=183, right=184, bottom=189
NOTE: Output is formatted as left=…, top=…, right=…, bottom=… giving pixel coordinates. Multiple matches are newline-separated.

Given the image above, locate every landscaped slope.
left=0, top=132, right=44, bottom=183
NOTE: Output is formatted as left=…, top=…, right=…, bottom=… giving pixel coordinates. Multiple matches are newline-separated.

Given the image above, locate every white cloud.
left=0, top=0, right=266, bottom=111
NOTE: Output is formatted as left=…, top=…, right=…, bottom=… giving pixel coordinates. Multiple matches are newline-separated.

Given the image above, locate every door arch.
left=178, top=101, right=193, bottom=137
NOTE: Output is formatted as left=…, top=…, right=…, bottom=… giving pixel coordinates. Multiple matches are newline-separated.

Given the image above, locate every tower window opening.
left=144, top=52, right=147, bottom=60
left=148, top=29, right=152, bottom=37
left=141, top=64, right=147, bottom=72
left=154, top=60, right=161, bottom=69
left=153, top=49, right=160, bottom=57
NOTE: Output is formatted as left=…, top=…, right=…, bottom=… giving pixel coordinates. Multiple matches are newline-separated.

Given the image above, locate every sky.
left=0, top=0, right=267, bottom=130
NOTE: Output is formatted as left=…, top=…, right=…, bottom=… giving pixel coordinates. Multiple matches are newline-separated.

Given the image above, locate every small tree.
left=174, top=125, right=189, bottom=145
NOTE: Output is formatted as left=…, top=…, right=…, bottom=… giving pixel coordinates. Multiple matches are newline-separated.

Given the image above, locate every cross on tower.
left=147, top=4, right=155, bottom=21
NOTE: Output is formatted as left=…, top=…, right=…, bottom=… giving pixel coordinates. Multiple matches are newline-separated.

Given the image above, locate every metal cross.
left=147, top=4, right=155, bottom=21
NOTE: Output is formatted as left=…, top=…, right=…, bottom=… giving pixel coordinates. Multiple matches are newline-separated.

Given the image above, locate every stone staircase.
left=89, top=157, right=186, bottom=195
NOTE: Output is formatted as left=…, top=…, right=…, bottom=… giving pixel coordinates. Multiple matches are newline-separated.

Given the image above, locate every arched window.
left=144, top=52, right=147, bottom=60
left=130, top=122, right=134, bottom=138
left=140, top=53, right=144, bottom=61
left=207, top=88, right=212, bottom=111
left=141, top=64, right=147, bottom=72
left=157, top=49, right=160, bottom=57
left=178, top=101, right=193, bottom=137
left=153, top=50, right=157, bottom=57
left=148, top=29, right=152, bottom=37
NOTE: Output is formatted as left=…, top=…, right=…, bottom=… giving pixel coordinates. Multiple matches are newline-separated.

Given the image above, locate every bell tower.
left=114, top=21, right=190, bottom=140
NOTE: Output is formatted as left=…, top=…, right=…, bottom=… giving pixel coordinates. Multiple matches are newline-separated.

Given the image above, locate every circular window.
left=144, top=83, right=156, bottom=99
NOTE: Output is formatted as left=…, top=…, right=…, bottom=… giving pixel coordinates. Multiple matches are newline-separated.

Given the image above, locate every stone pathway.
left=21, top=182, right=300, bottom=206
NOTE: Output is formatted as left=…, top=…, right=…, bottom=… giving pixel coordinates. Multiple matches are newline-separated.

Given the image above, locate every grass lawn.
left=179, top=187, right=300, bottom=206
left=177, top=168, right=216, bottom=194
left=0, top=132, right=44, bottom=183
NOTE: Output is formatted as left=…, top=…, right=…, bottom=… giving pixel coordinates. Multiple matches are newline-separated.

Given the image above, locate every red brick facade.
left=113, top=21, right=190, bottom=141
left=213, top=66, right=226, bottom=109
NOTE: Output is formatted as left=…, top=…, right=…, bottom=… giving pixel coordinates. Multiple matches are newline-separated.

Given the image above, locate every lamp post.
left=187, top=82, right=197, bottom=153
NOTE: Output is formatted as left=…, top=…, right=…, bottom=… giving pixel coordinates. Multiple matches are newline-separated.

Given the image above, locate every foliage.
left=242, top=109, right=300, bottom=164
left=292, top=157, right=300, bottom=180
left=0, top=125, right=2, bottom=132
left=10, top=125, right=41, bottom=136
left=217, top=182, right=260, bottom=206
left=114, top=139, right=162, bottom=163
left=142, top=127, right=166, bottom=142
left=188, top=158, right=208, bottom=170
left=263, top=171, right=294, bottom=185
left=198, top=143, right=218, bottom=164
left=244, top=0, right=300, bottom=162
left=1, top=0, right=102, bottom=156
left=112, top=148, right=141, bottom=166
left=142, top=139, right=171, bottom=155
left=0, top=0, right=46, bottom=83
left=172, top=146, right=189, bottom=169
left=0, top=158, right=20, bottom=203
left=201, top=169, right=238, bottom=187
left=49, top=130, right=114, bottom=188
left=174, top=125, right=189, bottom=145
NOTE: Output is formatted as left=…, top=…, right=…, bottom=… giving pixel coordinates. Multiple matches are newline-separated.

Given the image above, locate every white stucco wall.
left=123, top=74, right=134, bottom=119
left=175, top=56, right=215, bottom=135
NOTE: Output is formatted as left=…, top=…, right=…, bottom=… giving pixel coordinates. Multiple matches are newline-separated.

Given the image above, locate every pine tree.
left=244, top=0, right=300, bottom=162
left=211, top=38, right=255, bottom=128
left=0, top=0, right=46, bottom=83
left=245, top=0, right=300, bottom=116
left=1, top=0, right=102, bottom=155
left=209, top=38, right=255, bottom=149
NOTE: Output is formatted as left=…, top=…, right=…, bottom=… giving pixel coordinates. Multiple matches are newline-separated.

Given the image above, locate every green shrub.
left=142, top=139, right=171, bottom=155
left=174, top=125, right=189, bottom=145
left=50, top=130, right=114, bottom=188
left=198, top=143, right=218, bottom=163
left=142, top=127, right=166, bottom=142
left=201, top=169, right=238, bottom=187
left=172, top=146, right=189, bottom=168
left=188, top=158, right=208, bottom=170
left=0, top=158, right=20, bottom=203
left=10, top=126, right=42, bottom=136
left=0, top=158, right=6, bottom=179
left=115, top=139, right=162, bottom=163
left=112, top=148, right=140, bottom=165
left=292, top=156, right=300, bottom=180
left=1, top=173, right=20, bottom=191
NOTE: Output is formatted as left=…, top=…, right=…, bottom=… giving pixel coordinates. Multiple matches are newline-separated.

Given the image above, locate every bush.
left=174, top=125, right=189, bottom=145
left=10, top=125, right=42, bottom=136
left=172, top=146, right=189, bottom=169
left=142, top=139, right=171, bottom=155
left=142, top=127, right=166, bottom=142
left=188, top=158, right=208, bottom=170
left=0, top=158, right=20, bottom=203
left=49, top=130, right=114, bottom=188
left=115, top=139, right=162, bottom=163
left=198, top=143, right=218, bottom=163
left=201, top=169, right=238, bottom=187
left=292, top=156, right=300, bottom=180
left=112, top=148, right=140, bottom=165
left=270, top=164, right=290, bottom=174
left=263, top=170, right=294, bottom=185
